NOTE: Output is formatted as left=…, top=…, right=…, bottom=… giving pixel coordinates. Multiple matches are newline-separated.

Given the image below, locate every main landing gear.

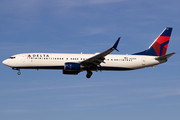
left=86, top=70, right=93, bottom=78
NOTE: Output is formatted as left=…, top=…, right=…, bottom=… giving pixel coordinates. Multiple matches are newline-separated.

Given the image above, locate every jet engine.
left=63, top=62, right=81, bottom=75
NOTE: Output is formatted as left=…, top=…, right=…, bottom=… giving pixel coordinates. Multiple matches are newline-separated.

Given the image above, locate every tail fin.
left=133, top=27, right=173, bottom=56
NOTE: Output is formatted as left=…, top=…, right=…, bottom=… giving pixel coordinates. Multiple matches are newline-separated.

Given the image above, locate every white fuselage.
left=2, top=53, right=163, bottom=71
left=2, top=28, right=174, bottom=78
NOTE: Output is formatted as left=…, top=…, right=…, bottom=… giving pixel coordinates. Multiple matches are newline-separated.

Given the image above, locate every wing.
left=80, top=37, right=120, bottom=69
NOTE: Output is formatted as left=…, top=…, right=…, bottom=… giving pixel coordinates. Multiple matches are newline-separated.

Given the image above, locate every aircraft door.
left=21, top=55, right=25, bottom=63
left=142, top=57, right=145, bottom=65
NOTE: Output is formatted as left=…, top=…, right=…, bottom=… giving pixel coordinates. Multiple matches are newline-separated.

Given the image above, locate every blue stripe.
left=160, top=40, right=169, bottom=56
left=12, top=66, right=134, bottom=71
left=161, top=28, right=172, bottom=36
left=132, top=47, right=157, bottom=56
left=13, top=66, right=64, bottom=70
left=98, top=66, right=134, bottom=71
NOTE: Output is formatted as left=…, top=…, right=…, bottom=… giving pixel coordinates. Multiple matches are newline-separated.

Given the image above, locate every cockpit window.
left=9, top=57, right=16, bottom=59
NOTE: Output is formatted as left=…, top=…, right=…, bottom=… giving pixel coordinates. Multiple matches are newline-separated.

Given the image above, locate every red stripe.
left=152, top=36, right=170, bottom=56
left=152, top=42, right=160, bottom=56
left=162, top=44, right=168, bottom=56
left=156, top=36, right=170, bottom=44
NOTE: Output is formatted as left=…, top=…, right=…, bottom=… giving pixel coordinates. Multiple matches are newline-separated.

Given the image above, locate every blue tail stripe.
left=160, top=40, right=169, bottom=56
left=133, top=47, right=157, bottom=56
left=161, top=28, right=172, bottom=36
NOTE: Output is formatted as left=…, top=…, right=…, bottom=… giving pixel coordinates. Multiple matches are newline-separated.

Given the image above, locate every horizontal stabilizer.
left=155, top=52, right=176, bottom=61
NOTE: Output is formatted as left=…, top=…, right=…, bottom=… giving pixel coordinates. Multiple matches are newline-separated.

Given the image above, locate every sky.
left=0, top=0, right=180, bottom=120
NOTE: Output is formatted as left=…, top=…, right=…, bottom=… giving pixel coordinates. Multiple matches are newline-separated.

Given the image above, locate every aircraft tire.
left=86, top=71, right=92, bottom=78
left=17, top=71, right=21, bottom=75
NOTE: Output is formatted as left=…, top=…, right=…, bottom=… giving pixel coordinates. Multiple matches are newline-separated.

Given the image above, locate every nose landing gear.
left=17, top=71, right=21, bottom=75
left=12, top=68, right=21, bottom=75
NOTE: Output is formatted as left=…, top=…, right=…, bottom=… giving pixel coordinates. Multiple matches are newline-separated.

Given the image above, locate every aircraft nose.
left=2, top=59, right=8, bottom=66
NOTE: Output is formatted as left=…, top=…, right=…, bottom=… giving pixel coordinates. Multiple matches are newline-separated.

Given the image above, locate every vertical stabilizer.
left=133, top=27, right=173, bottom=56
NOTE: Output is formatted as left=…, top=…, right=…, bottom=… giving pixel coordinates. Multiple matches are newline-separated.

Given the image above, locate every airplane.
left=2, top=27, right=176, bottom=78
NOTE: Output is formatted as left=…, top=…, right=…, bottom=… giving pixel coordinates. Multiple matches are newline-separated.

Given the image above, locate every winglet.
left=112, top=37, right=120, bottom=52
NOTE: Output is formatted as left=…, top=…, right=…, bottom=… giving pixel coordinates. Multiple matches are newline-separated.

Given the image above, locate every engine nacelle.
left=64, top=62, right=81, bottom=70
left=63, top=62, right=81, bottom=75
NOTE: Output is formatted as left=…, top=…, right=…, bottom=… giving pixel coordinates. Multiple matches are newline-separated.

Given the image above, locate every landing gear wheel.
left=86, top=71, right=93, bottom=78
left=17, top=71, right=21, bottom=75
